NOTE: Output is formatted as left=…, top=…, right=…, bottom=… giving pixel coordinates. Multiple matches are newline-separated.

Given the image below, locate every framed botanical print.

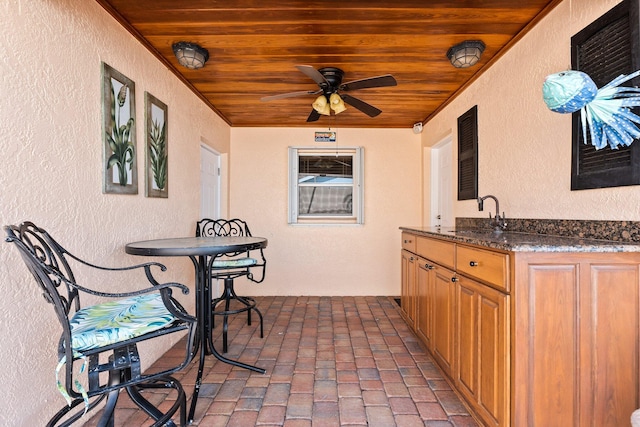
left=102, top=62, right=137, bottom=194
left=145, top=92, right=168, bottom=198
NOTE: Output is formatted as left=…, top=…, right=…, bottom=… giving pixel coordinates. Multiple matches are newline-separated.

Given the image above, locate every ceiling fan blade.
left=340, top=94, right=382, bottom=117
left=296, top=65, right=329, bottom=86
left=261, top=90, right=321, bottom=102
left=306, top=109, right=321, bottom=122
left=340, top=74, right=397, bottom=91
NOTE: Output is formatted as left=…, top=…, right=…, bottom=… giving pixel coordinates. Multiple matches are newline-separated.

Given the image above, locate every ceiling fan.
left=260, top=65, right=397, bottom=122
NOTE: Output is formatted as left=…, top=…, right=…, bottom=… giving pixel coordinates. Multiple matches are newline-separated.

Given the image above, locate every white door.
left=200, top=145, right=220, bottom=219
left=431, top=137, right=453, bottom=227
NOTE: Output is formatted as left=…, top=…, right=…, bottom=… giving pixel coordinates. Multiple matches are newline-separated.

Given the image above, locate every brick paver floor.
left=83, top=296, right=478, bottom=426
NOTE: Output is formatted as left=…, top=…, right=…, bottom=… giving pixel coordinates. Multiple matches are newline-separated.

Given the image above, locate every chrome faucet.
left=477, top=195, right=507, bottom=232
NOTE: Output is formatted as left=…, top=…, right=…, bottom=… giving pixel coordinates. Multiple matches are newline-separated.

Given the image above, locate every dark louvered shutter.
left=571, top=0, right=640, bottom=190
left=458, top=105, right=478, bottom=200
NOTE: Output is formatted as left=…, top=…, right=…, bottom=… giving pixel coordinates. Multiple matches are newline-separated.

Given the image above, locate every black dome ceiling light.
left=172, top=42, right=209, bottom=70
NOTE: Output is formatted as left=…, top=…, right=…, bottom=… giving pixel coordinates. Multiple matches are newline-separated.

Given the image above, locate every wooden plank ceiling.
left=95, top=0, right=561, bottom=128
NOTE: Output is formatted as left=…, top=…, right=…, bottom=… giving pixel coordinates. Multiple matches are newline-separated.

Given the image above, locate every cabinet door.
left=432, top=264, right=456, bottom=377
left=456, top=276, right=509, bottom=427
left=401, top=249, right=417, bottom=327
left=416, top=258, right=434, bottom=349
left=513, top=255, right=640, bottom=427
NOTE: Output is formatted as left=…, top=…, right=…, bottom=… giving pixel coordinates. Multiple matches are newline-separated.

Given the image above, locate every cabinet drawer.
left=401, top=232, right=417, bottom=253
left=456, top=245, right=509, bottom=292
left=417, top=236, right=455, bottom=269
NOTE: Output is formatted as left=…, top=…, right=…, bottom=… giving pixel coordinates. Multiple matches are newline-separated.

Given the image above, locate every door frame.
left=430, top=135, right=453, bottom=227
left=200, top=143, right=221, bottom=220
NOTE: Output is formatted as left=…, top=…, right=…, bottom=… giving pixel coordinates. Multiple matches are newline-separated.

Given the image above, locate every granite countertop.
left=400, top=226, right=640, bottom=253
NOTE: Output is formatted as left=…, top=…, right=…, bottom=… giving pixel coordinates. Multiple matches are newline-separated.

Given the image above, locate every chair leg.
left=233, top=293, right=264, bottom=339
left=222, top=289, right=231, bottom=353
left=229, top=283, right=263, bottom=339
left=46, top=395, right=107, bottom=427
left=126, top=376, right=186, bottom=427
left=212, top=278, right=264, bottom=353
left=96, top=366, right=124, bottom=427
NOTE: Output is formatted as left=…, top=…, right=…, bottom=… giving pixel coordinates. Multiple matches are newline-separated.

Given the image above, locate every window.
left=288, top=147, right=364, bottom=224
left=571, top=0, right=640, bottom=190
left=457, top=105, right=478, bottom=200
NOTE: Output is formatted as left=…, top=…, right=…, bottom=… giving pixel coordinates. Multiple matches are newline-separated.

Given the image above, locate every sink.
left=443, top=229, right=541, bottom=245
left=446, top=229, right=486, bottom=236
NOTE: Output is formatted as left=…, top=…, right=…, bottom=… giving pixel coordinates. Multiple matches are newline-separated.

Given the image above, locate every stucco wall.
left=422, top=0, right=640, bottom=223
left=2, top=0, right=639, bottom=424
left=229, top=127, right=423, bottom=297
left=0, top=1, right=230, bottom=424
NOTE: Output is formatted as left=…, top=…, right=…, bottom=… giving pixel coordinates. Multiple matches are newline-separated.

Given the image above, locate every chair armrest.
left=39, top=256, right=190, bottom=298
left=65, top=249, right=168, bottom=274
left=50, top=262, right=196, bottom=324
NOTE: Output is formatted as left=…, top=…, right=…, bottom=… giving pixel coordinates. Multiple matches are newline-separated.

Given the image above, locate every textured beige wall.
left=2, top=0, right=638, bottom=424
left=0, top=1, right=230, bottom=425
left=229, top=127, right=423, bottom=297
left=422, top=0, right=639, bottom=223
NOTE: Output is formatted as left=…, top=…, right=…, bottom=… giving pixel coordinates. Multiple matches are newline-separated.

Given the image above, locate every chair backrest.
left=5, top=222, right=80, bottom=325
left=196, top=218, right=266, bottom=283
left=196, top=218, right=252, bottom=238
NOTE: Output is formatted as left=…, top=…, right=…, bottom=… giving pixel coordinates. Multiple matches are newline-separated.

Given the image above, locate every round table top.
left=125, top=236, right=267, bottom=257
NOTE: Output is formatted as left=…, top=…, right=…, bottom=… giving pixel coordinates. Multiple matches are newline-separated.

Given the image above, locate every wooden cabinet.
left=456, top=244, right=509, bottom=292
left=400, top=249, right=416, bottom=327
left=400, top=230, right=640, bottom=427
left=402, top=232, right=417, bottom=253
left=431, top=262, right=456, bottom=377
left=411, top=248, right=457, bottom=379
left=405, top=236, right=458, bottom=378
left=417, top=235, right=455, bottom=269
left=511, top=252, right=640, bottom=427
left=415, top=258, right=431, bottom=347
left=456, top=274, right=509, bottom=427
left=403, top=235, right=509, bottom=425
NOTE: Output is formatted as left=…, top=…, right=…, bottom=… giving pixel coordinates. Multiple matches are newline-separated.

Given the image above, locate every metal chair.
left=4, top=222, right=197, bottom=427
left=196, top=218, right=266, bottom=353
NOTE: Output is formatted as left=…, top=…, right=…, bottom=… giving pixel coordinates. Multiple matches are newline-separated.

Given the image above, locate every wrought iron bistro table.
left=125, top=236, right=268, bottom=422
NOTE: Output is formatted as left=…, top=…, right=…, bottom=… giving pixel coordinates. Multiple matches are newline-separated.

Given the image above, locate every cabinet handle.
left=469, top=261, right=478, bottom=267
left=404, top=239, right=412, bottom=244
left=424, top=263, right=433, bottom=270
left=451, top=277, right=458, bottom=282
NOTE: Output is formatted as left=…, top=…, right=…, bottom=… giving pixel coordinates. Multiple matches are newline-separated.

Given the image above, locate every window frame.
left=288, top=146, right=364, bottom=225
left=571, top=0, right=640, bottom=190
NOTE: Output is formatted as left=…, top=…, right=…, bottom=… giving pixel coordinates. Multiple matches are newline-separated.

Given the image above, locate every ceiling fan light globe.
left=329, top=93, right=347, bottom=114
left=312, top=95, right=331, bottom=115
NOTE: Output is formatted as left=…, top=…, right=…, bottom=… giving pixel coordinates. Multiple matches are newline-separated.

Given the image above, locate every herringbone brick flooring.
left=84, top=296, right=478, bottom=426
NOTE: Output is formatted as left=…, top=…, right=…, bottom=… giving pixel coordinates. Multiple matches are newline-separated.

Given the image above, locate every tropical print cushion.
left=212, top=257, right=257, bottom=268
left=69, top=293, right=176, bottom=352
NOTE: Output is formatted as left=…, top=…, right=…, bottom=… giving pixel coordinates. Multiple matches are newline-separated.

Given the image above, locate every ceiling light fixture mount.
left=172, top=41, right=209, bottom=69
left=447, top=40, right=485, bottom=68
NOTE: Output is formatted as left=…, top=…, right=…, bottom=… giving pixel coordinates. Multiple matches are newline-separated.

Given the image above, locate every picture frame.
left=102, top=62, right=137, bottom=194
left=144, top=92, right=168, bottom=198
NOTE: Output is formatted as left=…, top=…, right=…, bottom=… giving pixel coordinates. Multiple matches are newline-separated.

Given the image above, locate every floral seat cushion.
left=69, top=293, right=176, bottom=352
left=212, top=257, right=257, bottom=268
